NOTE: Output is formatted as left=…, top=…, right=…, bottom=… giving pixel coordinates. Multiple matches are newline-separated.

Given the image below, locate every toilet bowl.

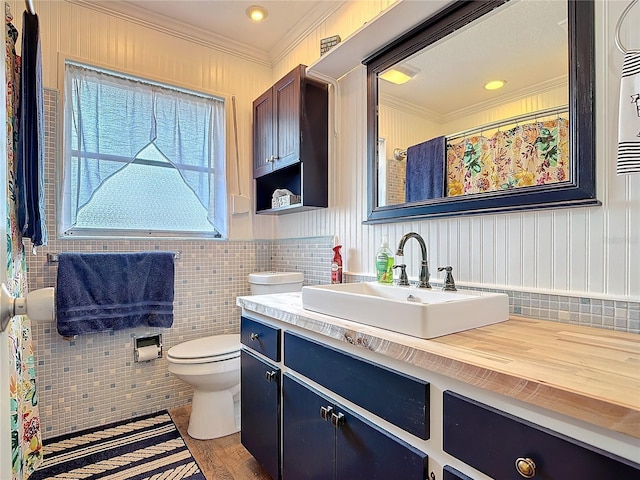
left=168, top=271, right=303, bottom=440
left=167, top=334, right=240, bottom=439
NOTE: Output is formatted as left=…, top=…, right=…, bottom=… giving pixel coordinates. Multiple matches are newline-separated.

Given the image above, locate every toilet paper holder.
left=134, top=334, right=163, bottom=362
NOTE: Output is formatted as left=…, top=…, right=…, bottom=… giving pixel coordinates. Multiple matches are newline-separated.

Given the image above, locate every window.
left=60, top=61, right=227, bottom=238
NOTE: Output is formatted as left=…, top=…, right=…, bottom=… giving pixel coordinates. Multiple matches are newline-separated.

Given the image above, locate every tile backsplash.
left=346, top=273, right=640, bottom=334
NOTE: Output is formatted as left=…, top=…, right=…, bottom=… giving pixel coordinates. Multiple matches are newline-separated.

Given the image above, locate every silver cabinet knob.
left=330, top=412, right=345, bottom=428
left=265, top=370, right=277, bottom=382
left=320, top=406, right=333, bottom=421
left=250, top=333, right=259, bottom=341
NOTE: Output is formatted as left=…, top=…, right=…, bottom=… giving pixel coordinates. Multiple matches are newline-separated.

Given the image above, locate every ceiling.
left=379, top=0, right=569, bottom=118
left=77, top=0, right=345, bottom=65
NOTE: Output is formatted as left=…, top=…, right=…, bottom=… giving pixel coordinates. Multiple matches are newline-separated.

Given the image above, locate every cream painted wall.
left=266, top=1, right=640, bottom=300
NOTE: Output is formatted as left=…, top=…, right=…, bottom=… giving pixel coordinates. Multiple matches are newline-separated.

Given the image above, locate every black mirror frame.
left=364, top=0, right=599, bottom=224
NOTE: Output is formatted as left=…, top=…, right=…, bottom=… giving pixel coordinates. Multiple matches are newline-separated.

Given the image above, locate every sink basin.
left=301, top=282, right=509, bottom=339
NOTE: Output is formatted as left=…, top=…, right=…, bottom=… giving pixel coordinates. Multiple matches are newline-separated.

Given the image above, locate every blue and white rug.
left=30, top=411, right=205, bottom=480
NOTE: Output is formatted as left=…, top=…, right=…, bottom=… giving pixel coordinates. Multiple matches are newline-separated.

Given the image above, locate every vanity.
left=237, top=291, right=640, bottom=480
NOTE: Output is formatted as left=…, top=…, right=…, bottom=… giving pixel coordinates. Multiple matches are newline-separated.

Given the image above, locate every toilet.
left=167, top=271, right=303, bottom=440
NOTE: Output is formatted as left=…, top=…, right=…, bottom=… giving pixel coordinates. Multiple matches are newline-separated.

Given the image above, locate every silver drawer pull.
left=515, top=457, right=536, bottom=478
left=265, top=370, right=277, bottom=382
left=330, top=412, right=345, bottom=428
left=320, top=406, right=333, bottom=421
left=250, top=333, right=259, bottom=341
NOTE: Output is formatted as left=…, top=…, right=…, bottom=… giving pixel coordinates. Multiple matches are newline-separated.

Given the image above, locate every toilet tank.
left=248, top=271, right=304, bottom=295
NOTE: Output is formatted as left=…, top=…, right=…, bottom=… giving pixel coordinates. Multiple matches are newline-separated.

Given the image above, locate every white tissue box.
left=272, top=194, right=301, bottom=208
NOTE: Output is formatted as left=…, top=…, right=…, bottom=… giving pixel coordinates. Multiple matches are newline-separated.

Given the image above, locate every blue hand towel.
left=405, top=136, right=446, bottom=202
left=56, top=252, right=175, bottom=336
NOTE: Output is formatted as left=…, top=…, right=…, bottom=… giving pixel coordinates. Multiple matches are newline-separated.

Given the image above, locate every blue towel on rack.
left=56, top=252, right=175, bottom=336
left=405, top=136, right=446, bottom=202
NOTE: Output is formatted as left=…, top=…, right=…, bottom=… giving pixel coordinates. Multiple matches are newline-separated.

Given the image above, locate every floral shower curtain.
left=6, top=6, right=43, bottom=479
left=446, top=117, right=570, bottom=196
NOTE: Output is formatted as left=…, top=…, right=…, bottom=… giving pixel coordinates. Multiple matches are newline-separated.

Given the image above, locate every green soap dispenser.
left=376, top=234, right=394, bottom=284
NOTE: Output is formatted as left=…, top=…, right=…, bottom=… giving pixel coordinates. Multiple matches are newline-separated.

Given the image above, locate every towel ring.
left=615, top=0, right=640, bottom=54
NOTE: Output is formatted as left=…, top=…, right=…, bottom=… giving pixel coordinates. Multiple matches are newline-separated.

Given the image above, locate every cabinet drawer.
left=443, top=465, right=473, bottom=480
left=284, top=331, right=429, bottom=439
left=241, top=316, right=281, bottom=362
left=443, top=391, right=640, bottom=479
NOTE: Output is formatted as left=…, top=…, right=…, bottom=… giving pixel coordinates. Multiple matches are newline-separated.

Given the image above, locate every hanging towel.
left=405, top=136, right=446, bottom=202
left=17, top=10, right=47, bottom=245
left=617, top=51, right=640, bottom=175
left=55, top=252, right=175, bottom=336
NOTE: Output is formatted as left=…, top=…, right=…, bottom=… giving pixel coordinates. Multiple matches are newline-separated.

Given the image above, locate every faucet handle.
left=393, top=264, right=409, bottom=286
left=437, top=266, right=457, bottom=291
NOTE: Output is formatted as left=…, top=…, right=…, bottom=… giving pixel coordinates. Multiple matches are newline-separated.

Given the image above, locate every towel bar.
left=46, top=251, right=181, bottom=263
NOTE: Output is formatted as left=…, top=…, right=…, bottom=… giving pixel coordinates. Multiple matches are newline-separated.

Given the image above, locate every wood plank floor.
left=169, top=405, right=272, bottom=480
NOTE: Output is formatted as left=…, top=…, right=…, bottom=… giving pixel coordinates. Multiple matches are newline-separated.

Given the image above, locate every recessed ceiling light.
left=379, top=65, right=419, bottom=85
left=484, top=80, right=506, bottom=90
left=246, top=5, right=268, bottom=22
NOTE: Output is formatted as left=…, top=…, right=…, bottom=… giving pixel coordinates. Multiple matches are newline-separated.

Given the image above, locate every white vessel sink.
left=301, top=282, right=509, bottom=339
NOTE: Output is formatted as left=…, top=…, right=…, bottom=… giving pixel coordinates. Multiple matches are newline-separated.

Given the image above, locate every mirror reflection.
left=377, top=0, right=568, bottom=208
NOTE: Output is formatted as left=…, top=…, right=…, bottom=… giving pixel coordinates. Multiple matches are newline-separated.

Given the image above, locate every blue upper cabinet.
left=253, top=65, right=329, bottom=214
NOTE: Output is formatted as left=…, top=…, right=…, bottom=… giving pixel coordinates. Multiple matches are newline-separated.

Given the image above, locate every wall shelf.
left=306, top=0, right=449, bottom=80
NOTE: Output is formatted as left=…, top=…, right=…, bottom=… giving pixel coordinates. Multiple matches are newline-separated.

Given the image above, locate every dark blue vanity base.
left=284, top=331, right=430, bottom=439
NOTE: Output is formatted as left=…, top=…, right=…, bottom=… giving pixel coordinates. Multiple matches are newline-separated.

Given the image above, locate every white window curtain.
left=62, top=62, right=227, bottom=236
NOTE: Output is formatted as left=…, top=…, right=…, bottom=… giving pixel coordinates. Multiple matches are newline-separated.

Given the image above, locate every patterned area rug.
left=30, top=411, right=205, bottom=480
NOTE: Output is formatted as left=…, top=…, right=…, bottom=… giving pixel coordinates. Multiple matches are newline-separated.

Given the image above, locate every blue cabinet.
left=443, top=391, right=640, bottom=479
left=282, top=374, right=428, bottom=480
left=284, top=331, right=430, bottom=439
left=240, top=349, right=281, bottom=480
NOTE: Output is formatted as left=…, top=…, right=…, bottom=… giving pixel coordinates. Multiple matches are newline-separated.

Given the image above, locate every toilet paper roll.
left=136, top=345, right=159, bottom=362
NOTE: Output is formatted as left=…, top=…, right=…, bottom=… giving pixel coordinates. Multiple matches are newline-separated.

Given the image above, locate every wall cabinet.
left=253, top=65, right=328, bottom=214
left=282, top=374, right=428, bottom=480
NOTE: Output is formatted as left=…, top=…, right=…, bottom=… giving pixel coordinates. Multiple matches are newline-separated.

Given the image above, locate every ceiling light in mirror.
left=246, top=5, right=268, bottom=22
left=379, top=65, right=419, bottom=85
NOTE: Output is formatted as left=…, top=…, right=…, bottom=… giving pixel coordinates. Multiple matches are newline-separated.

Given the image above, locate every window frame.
left=57, top=55, right=230, bottom=240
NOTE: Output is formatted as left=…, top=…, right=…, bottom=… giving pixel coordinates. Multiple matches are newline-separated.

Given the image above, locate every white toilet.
left=167, top=271, right=303, bottom=440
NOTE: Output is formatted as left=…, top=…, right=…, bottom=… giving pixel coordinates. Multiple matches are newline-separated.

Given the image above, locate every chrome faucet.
left=395, top=232, right=431, bottom=288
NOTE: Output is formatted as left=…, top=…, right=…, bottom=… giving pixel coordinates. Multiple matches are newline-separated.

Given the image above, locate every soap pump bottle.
left=376, top=234, right=394, bottom=284
left=331, top=236, right=343, bottom=284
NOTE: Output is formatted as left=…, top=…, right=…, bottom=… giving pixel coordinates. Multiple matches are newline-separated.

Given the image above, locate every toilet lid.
left=167, top=334, right=240, bottom=361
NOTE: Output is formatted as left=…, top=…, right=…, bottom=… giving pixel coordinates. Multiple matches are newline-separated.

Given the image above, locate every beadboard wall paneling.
left=263, top=1, right=640, bottom=300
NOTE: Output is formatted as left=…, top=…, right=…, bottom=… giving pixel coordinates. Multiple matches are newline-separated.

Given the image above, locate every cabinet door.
left=282, top=375, right=334, bottom=480
left=253, top=88, right=274, bottom=178
left=273, top=67, right=301, bottom=170
left=336, top=405, right=428, bottom=480
left=241, top=350, right=281, bottom=480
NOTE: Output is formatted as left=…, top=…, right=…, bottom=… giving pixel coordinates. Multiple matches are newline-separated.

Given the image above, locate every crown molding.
left=67, top=0, right=272, bottom=67
left=269, top=1, right=346, bottom=66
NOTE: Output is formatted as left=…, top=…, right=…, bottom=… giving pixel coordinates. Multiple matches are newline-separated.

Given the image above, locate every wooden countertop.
left=237, top=292, right=640, bottom=440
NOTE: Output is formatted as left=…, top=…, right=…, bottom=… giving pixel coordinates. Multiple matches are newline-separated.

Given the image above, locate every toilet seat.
left=167, top=334, right=240, bottom=364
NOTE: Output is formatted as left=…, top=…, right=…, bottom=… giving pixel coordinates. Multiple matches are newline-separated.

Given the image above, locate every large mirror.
left=365, top=0, right=598, bottom=223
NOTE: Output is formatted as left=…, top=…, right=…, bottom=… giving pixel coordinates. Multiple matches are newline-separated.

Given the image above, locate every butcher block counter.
left=236, top=291, right=640, bottom=444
